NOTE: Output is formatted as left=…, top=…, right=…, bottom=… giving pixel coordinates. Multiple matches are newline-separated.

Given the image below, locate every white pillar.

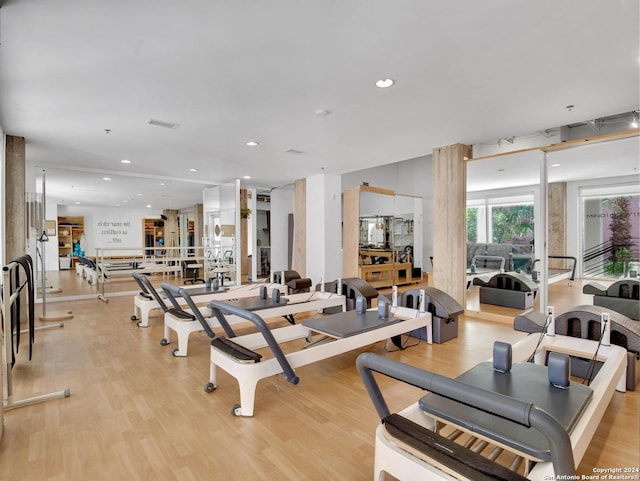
left=305, top=173, right=342, bottom=286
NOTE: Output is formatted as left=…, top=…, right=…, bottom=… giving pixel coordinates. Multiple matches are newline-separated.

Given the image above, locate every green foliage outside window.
left=466, top=207, right=477, bottom=243
left=491, top=204, right=534, bottom=244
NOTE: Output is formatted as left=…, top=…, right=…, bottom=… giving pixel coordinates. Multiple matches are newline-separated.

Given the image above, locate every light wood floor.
left=1, top=272, right=637, bottom=480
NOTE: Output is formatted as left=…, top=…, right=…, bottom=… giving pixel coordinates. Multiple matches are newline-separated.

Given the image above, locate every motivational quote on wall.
left=97, top=219, right=132, bottom=244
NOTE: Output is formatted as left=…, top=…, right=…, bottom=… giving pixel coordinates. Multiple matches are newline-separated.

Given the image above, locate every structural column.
left=292, top=179, right=306, bottom=276
left=4, top=135, right=26, bottom=264
left=432, top=143, right=471, bottom=307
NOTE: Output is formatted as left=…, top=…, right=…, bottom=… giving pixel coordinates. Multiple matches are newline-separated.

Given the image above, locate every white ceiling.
left=1, top=0, right=638, bottom=210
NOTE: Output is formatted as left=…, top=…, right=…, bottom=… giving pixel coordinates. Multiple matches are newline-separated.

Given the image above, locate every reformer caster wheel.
left=136, top=321, right=144, bottom=327
left=131, top=315, right=138, bottom=321
left=204, top=383, right=216, bottom=393
left=305, top=335, right=313, bottom=343
left=230, top=404, right=241, bottom=416
left=172, top=348, right=180, bottom=357
left=160, top=339, right=169, bottom=346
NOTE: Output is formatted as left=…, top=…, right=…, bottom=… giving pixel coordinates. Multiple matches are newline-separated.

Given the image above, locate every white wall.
left=306, top=174, right=342, bottom=286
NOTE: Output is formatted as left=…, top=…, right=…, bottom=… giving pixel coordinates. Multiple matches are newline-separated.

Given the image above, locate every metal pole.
left=41, top=171, right=47, bottom=316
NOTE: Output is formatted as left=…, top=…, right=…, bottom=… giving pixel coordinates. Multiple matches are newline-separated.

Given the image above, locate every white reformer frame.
left=370, top=333, right=627, bottom=481
left=133, top=282, right=286, bottom=328
left=164, top=290, right=346, bottom=357
left=207, top=306, right=432, bottom=417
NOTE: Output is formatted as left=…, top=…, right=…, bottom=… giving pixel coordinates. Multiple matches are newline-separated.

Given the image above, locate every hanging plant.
left=240, top=207, right=252, bottom=219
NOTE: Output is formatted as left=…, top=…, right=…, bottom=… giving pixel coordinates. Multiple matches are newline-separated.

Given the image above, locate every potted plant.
left=240, top=207, right=252, bottom=219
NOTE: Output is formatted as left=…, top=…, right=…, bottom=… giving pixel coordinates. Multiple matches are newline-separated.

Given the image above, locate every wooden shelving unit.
left=143, top=218, right=165, bottom=256
left=57, top=216, right=84, bottom=269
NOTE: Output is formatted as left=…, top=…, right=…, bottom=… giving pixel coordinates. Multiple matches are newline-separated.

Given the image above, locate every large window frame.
left=467, top=194, right=535, bottom=247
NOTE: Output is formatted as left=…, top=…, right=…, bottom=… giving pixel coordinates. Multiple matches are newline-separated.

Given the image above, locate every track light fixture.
left=631, top=111, right=639, bottom=129
left=497, top=136, right=515, bottom=146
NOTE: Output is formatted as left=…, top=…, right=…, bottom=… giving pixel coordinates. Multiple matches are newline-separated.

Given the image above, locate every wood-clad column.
left=240, top=189, right=249, bottom=282
left=432, top=143, right=471, bottom=307
left=193, top=203, right=203, bottom=249
left=5, top=135, right=26, bottom=264
left=342, top=187, right=360, bottom=278
left=292, top=179, right=306, bottom=276
left=548, top=182, right=567, bottom=269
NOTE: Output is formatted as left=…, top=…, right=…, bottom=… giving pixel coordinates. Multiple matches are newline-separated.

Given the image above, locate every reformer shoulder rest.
left=383, top=413, right=529, bottom=481
left=211, top=337, right=262, bottom=363
left=168, top=308, right=195, bottom=321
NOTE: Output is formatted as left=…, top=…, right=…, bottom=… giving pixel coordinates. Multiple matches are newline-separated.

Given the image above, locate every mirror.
left=32, top=167, right=210, bottom=301
left=465, top=135, right=640, bottom=315
left=203, top=180, right=241, bottom=287
left=357, top=189, right=422, bottom=288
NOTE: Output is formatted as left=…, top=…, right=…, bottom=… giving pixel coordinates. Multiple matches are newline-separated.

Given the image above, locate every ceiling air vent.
left=147, top=118, right=180, bottom=129
left=285, top=148, right=306, bottom=155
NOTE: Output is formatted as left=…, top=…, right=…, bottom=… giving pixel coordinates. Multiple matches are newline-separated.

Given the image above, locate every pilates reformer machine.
left=203, top=290, right=435, bottom=417
left=95, top=246, right=202, bottom=301
left=159, top=279, right=347, bottom=357
left=356, top=325, right=628, bottom=481
left=1, top=255, right=70, bottom=410
left=130, top=273, right=287, bottom=328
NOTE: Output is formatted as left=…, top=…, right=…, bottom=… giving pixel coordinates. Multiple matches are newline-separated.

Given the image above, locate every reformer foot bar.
left=357, top=333, right=627, bottom=481
left=205, top=301, right=432, bottom=417
left=161, top=283, right=346, bottom=357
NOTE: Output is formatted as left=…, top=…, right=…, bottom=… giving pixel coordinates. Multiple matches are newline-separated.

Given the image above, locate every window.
left=466, top=195, right=534, bottom=247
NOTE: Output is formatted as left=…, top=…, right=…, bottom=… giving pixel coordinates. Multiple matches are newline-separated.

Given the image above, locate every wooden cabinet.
left=57, top=216, right=84, bottom=269
left=143, top=218, right=165, bottom=256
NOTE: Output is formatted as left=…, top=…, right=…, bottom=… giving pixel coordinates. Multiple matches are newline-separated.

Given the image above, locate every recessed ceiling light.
left=314, top=109, right=331, bottom=116
left=146, top=204, right=152, bottom=208
left=375, top=78, right=395, bottom=88
left=115, top=204, right=121, bottom=207
left=74, top=201, right=81, bottom=205
left=121, top=159, right=131, bottom=164
left=551, top=163, right=561, bottom=167
left=189, top=168, right=198, bottom=172
left=103, top=177, right=111, bottom=181
left=243, top=175, right=251, bottom=179
left=137, top=193, right=143, bottom=196
left=160, top=182, right=165, bottom=186
left=246, top=141, right=259, bottom=147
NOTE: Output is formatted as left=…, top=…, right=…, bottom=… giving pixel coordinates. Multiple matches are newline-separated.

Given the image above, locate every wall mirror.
left=357, top=189, right=422, bottom=288
left=465, top=134, right=639, bottom=314
left=203, top=180, right=240, bottom=287
left=31, top=166, right=209, bottom=301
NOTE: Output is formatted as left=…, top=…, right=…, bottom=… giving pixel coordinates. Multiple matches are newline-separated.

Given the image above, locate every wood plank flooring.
left=1, top=271, right=637, bottom=480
